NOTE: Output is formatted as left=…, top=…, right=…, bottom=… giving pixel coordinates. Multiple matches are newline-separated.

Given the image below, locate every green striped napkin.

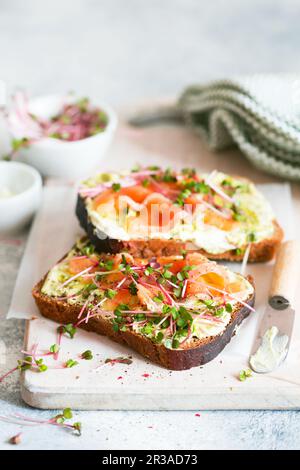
left=178, top=75, right=300, bottom=181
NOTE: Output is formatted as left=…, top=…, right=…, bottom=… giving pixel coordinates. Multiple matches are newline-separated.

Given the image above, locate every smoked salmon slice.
left=93, top=188, right=114, bottom=209
left=119, top=185, right=152, bottom=203
left=104, top=289, right=138, bottom=310
left=68, top=257, right=97, bottom=274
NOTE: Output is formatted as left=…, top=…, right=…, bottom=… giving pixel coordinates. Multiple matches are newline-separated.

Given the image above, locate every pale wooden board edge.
left=21, top=320, right=300, bottom=411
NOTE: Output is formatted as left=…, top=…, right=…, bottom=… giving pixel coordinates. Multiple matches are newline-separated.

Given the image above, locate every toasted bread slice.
left=32, top=239, right=255, bottom=370
left=76, top=167, right=283, bottom=262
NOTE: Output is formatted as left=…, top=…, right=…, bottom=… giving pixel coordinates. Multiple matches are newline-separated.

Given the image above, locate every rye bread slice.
left=32, top=276, right=255, bottom=371
left=76, top=193, right=283, bottom=262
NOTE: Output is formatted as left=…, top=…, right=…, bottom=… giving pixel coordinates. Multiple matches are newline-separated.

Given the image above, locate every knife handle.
left=269, top=240, right=300, bottom=310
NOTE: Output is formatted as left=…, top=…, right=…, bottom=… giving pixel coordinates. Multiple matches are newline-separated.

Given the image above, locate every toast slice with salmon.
left=76, top=167, right=283, bottom=262
left=32, top=237, right=255, bottom=370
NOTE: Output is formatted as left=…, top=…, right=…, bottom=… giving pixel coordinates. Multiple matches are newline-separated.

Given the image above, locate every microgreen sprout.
left=232, top=206, right=247, bottom=222
left=112, top=183, right=121, bottom=192
left=181, top=249, right=187, bottom=258
left=182, top=179, right=210, bottom=194
left=153, top=292, right=164, bottom=303
left=239, top=369, right=252, bottom=382
left=35, top=358, right=48, bottom=373
left=81, top=244, right=95, bottom=256
left=118, top=255, right=136, bottom=277
left=181, top=167, right=196, bottom=178
left=17, top=356, right=33, bottom=372
left=144, top=266, right=154, bottom=276
left=131, top=164, right=141, bottom=173
left=99, top=259, right=114, bottom=271
left=128, top=282, right=138, bottom=295
left=105, top=289, right=117, bottom=299
left=0, top=354, right=48, bottom=383
left=65, top=359, right=79, bottom=368
left=3, top=137, right=30, bottom=161
left=175, top=188, right=191, bottom=206
left=0, top=408, right=82, bottom=436
left=147, top=165, right=160, bottom=171
left=50, top=344, right=60, bottom=354
left=58, top=323, right=77, bottom=339
left=142, top=178, right=150, bottom=187
left=51, top=408, right=81, bottom=435
left=247, top=232, right=256, bottom=242
left=162, top=167, right=177, bottom=183
left=81, top=350, right=93, bottom=360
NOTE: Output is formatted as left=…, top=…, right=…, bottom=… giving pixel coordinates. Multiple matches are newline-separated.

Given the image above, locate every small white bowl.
left=0, top=161, right=42, bottom=234
left=14, top=94, right=118, bottom=179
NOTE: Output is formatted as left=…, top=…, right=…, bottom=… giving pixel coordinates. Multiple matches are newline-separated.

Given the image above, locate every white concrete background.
left=1, top=0, right=300, bottom=106
left=1, top=0, right=300, bottom=450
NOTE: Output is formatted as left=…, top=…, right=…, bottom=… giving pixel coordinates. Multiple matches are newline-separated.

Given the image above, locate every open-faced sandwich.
left=32, top=238, right=255, bottom=370
left=76, top=167, right=283, bottom=262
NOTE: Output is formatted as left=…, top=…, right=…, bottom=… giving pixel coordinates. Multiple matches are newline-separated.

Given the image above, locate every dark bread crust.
left=76, top=194, right=283, bottom=262
left=32, top=276, right=255, bottom=371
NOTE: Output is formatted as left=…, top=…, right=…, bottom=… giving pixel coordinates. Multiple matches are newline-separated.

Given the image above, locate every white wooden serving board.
left=19, top=185, right=300, bottom=410
left=10, top=119, right=300, bottom=409
left=22, top=314, right=300, bottom=410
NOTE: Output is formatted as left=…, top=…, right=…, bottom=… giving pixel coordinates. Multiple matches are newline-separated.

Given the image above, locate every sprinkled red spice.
left=142, top=373, right=150, bottom=378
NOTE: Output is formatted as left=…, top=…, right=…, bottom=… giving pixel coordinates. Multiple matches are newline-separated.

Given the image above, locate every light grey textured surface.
left=1, top=0, right=300, bottom=450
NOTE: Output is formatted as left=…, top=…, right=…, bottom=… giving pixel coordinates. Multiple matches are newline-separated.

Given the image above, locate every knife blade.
left=250, top=240, right=300, bottom=373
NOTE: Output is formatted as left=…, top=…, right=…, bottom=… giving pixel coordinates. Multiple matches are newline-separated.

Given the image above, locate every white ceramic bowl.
left=0, top=161, right=42, bottom=234
left=15, top=94, right=118, bottom=179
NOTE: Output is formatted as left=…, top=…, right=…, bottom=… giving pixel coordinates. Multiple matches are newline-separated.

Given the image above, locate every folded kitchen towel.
left=178, top=75, right=300, bottom=181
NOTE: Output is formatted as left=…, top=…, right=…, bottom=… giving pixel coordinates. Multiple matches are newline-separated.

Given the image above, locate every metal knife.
left=250, top=240, right=300, bottom=373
